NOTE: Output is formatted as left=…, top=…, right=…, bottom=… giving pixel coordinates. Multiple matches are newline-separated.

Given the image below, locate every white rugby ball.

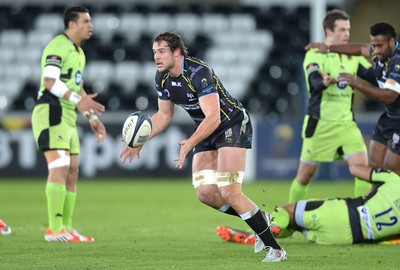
left=122, top=111, right=152, bottom=148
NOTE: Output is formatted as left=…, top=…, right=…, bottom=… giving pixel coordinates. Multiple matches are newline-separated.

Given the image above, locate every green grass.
left=0, top=179, right=399, bottom=269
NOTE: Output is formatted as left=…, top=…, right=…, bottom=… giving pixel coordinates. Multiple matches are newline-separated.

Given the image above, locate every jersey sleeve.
left=383, top=56, right=400, bottom=94
left=303, top=49, right=325, bottom=92
left=155, top=72, right=170, bottom=101
left=356, top=56, right=376, bottom=85
left=42, top=37, right=68, bottom=69
left=370, top=168, right=400, bottom=184
left=191, top=66, right=217, bottom=98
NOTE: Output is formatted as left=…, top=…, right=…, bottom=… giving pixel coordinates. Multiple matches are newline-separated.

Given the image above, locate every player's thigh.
left=32, top=104, right=74, bottom=151
left=192, top=150, right=218, bottom=172
left=217, top=147, right=246, bottom=172
left=369, top=140, right=387, bottom=168
left=384, top=151, right=400, bottom=175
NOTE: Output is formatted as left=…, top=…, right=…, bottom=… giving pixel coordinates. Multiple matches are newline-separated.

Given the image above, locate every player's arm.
left=174, top=92, right=220, bottom=169
left=148, top=99, right=175, bottom=140
left=43, top=65, right=105, bottom=114
left=187, top=93, right=221, bottom=146
left=79, top=83, right=107, bottom=142
left=341, top=77, right=399, bottom=104
left=305, top=43, right=371, bottom=58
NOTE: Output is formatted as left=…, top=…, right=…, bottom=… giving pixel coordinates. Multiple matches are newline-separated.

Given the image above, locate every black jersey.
left=155, top=56, right=246, bottom=134
left=371, top=42, right=400, bottom=118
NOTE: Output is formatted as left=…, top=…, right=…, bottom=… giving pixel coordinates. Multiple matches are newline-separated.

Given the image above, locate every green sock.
left=288, top=178, right=310, bottom=203
left=354, top=177, right=371, bottom=197
left=45, top=182, right=66, bottom=232
left=63, top=191, right=77, bottom=232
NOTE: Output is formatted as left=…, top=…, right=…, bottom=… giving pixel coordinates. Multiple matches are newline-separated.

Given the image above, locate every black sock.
left=244, top=210, right=281, bottom=249
left=223, top=206, right=240, bottom=217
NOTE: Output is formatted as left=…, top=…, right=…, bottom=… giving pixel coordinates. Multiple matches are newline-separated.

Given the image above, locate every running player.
left=31, top=6, right=106, bottom=242
left=119, top=31, right=286, bottom=263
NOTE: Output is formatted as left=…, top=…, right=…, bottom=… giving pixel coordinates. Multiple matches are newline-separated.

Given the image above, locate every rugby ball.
left=122, top=111, right=152, bottom=148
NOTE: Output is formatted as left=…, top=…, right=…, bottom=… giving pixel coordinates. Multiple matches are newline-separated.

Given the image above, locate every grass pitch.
left=0, top=178, right=399, bottom=269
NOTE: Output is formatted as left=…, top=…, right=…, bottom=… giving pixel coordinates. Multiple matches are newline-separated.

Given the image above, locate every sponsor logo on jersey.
left=171, top=81, right=182, bottom=87
left=179, top=103, right=200, bottom=110
left=46, top=55, right=62, bottom=64
left=163, top=89, right=170, bottom=97
left=186, top=93, right=196, bottom=101
left=306, top=63, right=319, bottom=73
left=75, top=70, right=82, bottom=86
left=201, top=78, right=208, bottom=88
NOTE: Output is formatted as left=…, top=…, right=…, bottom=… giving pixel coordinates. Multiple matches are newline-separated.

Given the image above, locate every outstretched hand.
left=174, top=139, right=194, bottom=169
left=77, top=93, right=105, bottom=115
left=119, top=145, right=142, bottom=163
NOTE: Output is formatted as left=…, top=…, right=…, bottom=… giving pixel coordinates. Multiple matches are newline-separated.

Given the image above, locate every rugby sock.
left=354, top=177, right=372, bottom=197
left=288, top=178, right=310, bottom=203
left=45, top=182, right=66, bottom=232
left=218, top=203, right=240, bottom=217
left=63, top=191, right=77, bottom=231
left=241, top=207, right=281, bottom=249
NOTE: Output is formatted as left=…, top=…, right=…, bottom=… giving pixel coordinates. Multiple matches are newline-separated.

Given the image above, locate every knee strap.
left=192, top=170, right=217, bottom=188
left=216, top=171, right=244, bottom=187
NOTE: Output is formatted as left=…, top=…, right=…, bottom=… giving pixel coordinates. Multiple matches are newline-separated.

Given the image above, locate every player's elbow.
left=43, top=78, right=55, bottom=91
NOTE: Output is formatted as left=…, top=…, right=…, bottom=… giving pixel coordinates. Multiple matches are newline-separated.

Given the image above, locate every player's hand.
left=175, top=139, right=193, bottom=169
left=319, top=70, right=337, bottom=86
left=77, top=93, right=105, bottom=115
left=119, top=145, right=142, bottom=163
left=90, top=119, right=106, bottom=142
left=304, top=42, right=328, bottom=53
left=338, top=72, right=358, bottom=88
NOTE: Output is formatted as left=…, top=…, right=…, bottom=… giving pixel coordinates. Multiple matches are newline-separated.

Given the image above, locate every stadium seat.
left=84, top=61, right=114, bottom=94
left=114, top=61, right=141, bottom=93
left=145, top=13, right=174, bottom=36
left=34, top=13, right=64, bottom=34
left=117, top=13, right=147, bottom=44
left=0, top=30, right=26, bottom=47
left=0, top=46, right=16, bottom=63
left=91, top=13, right=120, bottom=44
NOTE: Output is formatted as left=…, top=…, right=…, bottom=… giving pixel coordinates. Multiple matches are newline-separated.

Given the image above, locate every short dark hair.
left=322, top=9, right=350, bottom=33
left=153, top=31, right=189, bottom=56
left=63, top=6, right=89, bottom=30
left=370, top=22, right=397, bottom=40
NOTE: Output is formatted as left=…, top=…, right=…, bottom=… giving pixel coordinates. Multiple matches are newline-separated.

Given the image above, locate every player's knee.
left=193, top=170, right=218, bottom=204
left=216, top=171, right=244, bottom=201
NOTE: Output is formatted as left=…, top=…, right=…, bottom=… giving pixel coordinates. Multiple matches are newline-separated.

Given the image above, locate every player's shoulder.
left=47, top=34, right=69, bottom=46
left=185, top=56, right=212, bottom=78
left=155, top=70, right=169, bottom=86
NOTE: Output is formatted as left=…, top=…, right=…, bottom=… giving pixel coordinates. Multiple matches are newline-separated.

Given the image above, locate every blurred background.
left=0, top=0, right=399, bottom=180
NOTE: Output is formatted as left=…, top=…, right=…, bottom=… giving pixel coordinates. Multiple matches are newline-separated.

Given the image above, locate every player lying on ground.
left=217, top=164, right=400, bottom=245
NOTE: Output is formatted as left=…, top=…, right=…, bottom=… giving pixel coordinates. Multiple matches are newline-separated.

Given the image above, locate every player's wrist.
left=69, top=92, right=82, bottom=105
left=83, top=110, right=98, bottom=124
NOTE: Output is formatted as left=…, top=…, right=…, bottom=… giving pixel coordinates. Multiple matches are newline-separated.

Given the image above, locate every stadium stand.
left=0, top=2, right=344, bottom=117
